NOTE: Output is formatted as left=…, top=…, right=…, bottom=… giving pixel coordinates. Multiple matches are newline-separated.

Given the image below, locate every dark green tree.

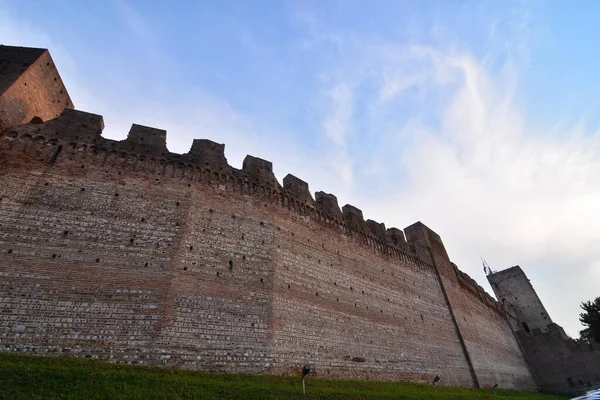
left=579, top=296, right=600, bottom=343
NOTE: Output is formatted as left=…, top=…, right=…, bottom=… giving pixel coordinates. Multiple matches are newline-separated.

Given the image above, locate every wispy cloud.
left=292, top=2, right=600, bottom=337
left=322, top=81, right=355, bottom=192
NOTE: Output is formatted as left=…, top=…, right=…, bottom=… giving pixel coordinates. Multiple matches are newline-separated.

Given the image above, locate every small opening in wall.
left=287, top=284, right=290, bottom=289
left=336, top=298, right=339, bottom=302
left=350, top=286, right=353, bottom=290
left=334, top=282, right=337, bottom=285
left=242, top=255, right=246, bottom=260
left=52, top=254, right=56, bottom=258
left=144, top=263, right=148, bottom=267
left=115, top=193, right=119, bottom=197
left=63, top=231, right=69, bottom=236
left=96, top=258, right=100, bottom=263
left=315, top=292, right=318, bottom=296
left=81, top=188, right=85, bottom=192
left=209, top=209, right=213, bottom=213
left=241, top=235, right=245, bottom=240
left=522, top=321, right=531, bottom=334
left=232, top=214, right=235, bottom=218
left=260, top=221, right=264, bottom=226
left=130, top=239, right=134, bottom=244
left=228, top=260, right=233, bottom=272
left=189, top=246, right=193, bottom=250
left=141, top=218, right=145, bottom=222
left=260, top=278, right=264, bottom=283
left=7, top=249, right=12, bottom=254
left=216, top=271, right=220, bottom=276
left=183, top=267, right=188, bottom=271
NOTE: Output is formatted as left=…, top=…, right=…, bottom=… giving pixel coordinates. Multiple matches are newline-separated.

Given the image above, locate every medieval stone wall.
left=270, top=210, right=473, bottom=385
left=0, top=108, right=535, bottom=387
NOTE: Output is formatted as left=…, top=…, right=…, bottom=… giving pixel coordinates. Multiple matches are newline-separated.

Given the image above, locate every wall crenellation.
left=2, top=108, right=442, bottom=277
left=1, top=45, right=543, bottom=390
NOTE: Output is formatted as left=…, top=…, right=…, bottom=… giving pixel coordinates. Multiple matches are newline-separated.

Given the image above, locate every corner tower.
left=487, top=266, right=552, bottom=335
left=0, top=45, right=73, bottom=132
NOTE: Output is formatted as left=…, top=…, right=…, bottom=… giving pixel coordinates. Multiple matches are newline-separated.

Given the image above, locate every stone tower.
left=0, top=45, right=73, bottom=132
left=487, top=265, right=552, bottom=335
left=488, top=266, right=600, bottom=393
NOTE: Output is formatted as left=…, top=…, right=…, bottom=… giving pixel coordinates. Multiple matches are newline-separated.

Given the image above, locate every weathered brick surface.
left=270, top=214, right=473, bottom=385
left=0, top=44, right=541, bottom=387
left=404, top=223, right=535, bottom=388
left=0, top=110, right=536, bottom=388
left=0, top=46, right=73, bottom=132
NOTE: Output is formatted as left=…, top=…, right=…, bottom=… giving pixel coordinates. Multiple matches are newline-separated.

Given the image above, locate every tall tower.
left=487, top=265, right=552, bottom=335
left=0, top=45, right=73, bottom=132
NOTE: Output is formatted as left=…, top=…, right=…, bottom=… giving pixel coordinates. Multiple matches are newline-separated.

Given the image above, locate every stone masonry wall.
left=516, top=325, right=600, bottom=394
left=488, top=267, right=600, bottom=394
left=270, top=210, right=473, bottom=385
left=0, top=109, right=534, bottom=387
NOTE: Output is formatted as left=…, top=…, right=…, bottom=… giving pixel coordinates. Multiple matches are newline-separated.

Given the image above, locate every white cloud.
left=322, top=81, right=355, bottom=194
left=354, top=43, right=600, bottom=337
left=290, top=5, right=600, bottom=336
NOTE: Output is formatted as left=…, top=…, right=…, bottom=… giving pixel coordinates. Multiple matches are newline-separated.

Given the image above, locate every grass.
left=0, top=353, right=567, bottom=400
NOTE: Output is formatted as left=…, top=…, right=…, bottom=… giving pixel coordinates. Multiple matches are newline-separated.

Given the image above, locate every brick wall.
left=0, top=110, right=535, bottom=387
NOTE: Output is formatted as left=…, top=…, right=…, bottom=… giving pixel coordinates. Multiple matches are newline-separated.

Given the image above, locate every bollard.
left=301, top=364, right=311, bottom=395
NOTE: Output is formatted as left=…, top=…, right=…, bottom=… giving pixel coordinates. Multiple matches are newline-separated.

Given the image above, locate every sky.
left=2, top=0, right=600, bottom=337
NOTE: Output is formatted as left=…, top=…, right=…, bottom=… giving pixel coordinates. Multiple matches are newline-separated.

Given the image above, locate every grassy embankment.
left=0, top=353, right=566, bottom=400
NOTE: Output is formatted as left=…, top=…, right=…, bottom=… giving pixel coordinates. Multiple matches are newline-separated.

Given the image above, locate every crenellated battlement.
left=0, top=45, right=577, bottom=390
left=1, top=108, right=444, bottom=277
left=283, top=174, right=314, bottom=205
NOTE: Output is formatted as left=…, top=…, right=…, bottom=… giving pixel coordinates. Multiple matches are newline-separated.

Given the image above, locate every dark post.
left=432, top=375, right=441, bottom=394
left=302, top=364, right=311, bottom=395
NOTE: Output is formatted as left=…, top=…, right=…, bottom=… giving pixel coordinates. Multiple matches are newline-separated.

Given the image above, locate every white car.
left=571, top=388, right=600, bottom=400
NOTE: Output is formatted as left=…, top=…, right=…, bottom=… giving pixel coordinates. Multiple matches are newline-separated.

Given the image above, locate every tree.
left=579, top=297, right=600, bottom=343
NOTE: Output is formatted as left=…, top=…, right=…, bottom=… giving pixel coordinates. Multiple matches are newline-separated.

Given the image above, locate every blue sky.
left=2, top=0, right=600, bottom=337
